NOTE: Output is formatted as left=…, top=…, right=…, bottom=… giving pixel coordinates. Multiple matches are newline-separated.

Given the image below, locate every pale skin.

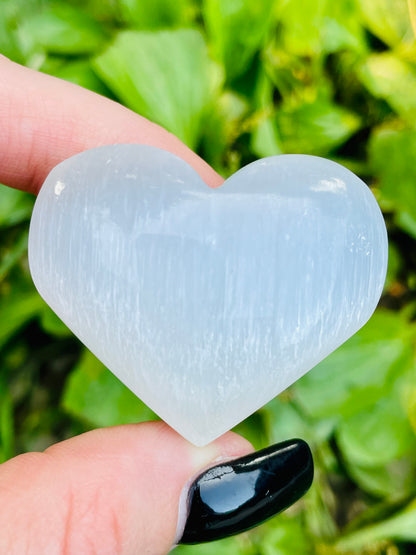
left=0, top=56, right=253, bottom=555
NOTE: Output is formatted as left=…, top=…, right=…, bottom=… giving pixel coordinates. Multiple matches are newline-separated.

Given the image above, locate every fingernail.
left=178, top=438, right=313, bottom=545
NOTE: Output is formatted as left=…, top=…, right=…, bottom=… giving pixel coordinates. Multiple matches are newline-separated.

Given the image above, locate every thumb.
left=0, top=422, right=313, bottom=554
left=0, top=422, right=250, bottom=554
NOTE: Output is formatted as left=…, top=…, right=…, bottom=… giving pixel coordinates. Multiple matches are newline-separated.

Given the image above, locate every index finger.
left=0, top=56, right=224, bottom=194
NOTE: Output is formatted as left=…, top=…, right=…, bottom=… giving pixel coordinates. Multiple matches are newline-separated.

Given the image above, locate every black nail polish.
left=179, top=438, right=313, bottom=545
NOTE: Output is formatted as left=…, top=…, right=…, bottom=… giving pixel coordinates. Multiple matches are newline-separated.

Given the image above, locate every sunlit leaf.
left=251, top=70, right=282, bottom=158
left=337, top=391, right=416, bottom=467
left=260, top=515, right=313, bottom=555
left=62, top=350, right=156, bottom=427
left=337, top=500, right=416, bottom=551
left=343, top=456, right=416, bottom=498
left=118, top=0, right=193, bottom=28
left=277, top=0, right=365, bottom=55
left=48, top=60, right=111, bottom=96
left=201, top=91, right=249, bottom=176
left=293, top=310, right=414, bottom=420
left=359, top=53, right=416, bottom=119
left=203, top=0, right=275, bottom=80
left=369, top=125, right=416, bottom=238
left=94, top=29, right=221, bottom=148
left=276, top=98, right=360, bottom=155
left=0, top=186, right=33, bottom=227
left=19, top=3, right=106, bottom=54
left=357, top=0, right=414, bottom=47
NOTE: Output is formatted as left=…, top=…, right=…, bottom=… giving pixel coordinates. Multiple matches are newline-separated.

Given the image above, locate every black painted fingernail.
left=179, top=438, right=313, bottom=545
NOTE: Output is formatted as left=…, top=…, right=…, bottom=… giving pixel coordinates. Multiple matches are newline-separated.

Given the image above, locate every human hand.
left=0, top=56, right=313, bottom=554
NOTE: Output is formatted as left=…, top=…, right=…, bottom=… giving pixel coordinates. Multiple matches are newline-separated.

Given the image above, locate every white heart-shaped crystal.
left=28, top=145, right=388, bottom=445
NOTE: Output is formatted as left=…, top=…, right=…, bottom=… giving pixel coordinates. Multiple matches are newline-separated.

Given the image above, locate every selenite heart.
left=28, top=144, right=388, bottom=445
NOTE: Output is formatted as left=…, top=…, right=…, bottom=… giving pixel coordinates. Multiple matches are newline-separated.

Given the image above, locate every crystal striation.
left=28, top=145, right=388, bottom=445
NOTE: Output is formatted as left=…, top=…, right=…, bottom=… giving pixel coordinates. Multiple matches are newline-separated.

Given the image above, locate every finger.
left=0, top=422, right=252, bottom=555
left=0, top=55, right=224, bottom=194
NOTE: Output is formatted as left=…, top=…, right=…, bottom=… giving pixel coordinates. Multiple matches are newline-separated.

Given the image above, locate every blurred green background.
left=1, top=0, right=416, bottom=552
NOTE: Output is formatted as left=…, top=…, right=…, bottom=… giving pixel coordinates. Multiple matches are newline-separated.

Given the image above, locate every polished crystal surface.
left=28, top=145, right=388, bottom=445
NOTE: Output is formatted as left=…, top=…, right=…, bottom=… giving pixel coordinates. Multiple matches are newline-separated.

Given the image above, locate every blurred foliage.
left=1, top=0, right=416, bottom=553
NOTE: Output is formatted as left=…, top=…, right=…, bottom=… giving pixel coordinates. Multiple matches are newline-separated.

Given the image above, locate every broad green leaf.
left=118, top=0, right=193, bottom=28
left=263, top=397, right=336, bottom=447
left=275, top=99, right=360, bottom=155
left=201, top=91, right=249, bottom=176
left=356, top=0, right=414, bottom=47
left=369, top=126, right=416, bottom=238
left=251, top=70, right=282, bottom=158
left=251, top=117, right=282, bottom=158
left=277, top=0, right=365, bottom=56
left=0, top=379, right=14, bottom=463
left=0, top=231, right=28, bottom=283
left=408, top=384, right=416, bottom=435
left=94, top=29, right=221, bottom=149
left=0, top=291, right=44, bottom=350
left=0, top=185, right=33, bottom=227
left=337, top=500, right=416, bottom=551
left=337, top=391, right=416, bottom=467
left=39, top=306, right=71, bottom=337
left=62, top=350, right=156, bottom=427
left=233, top=411, right=268, bottom=450
left=203, top=0, right=275, bottom=81
left=19, top=3, right=106, bottom=55
left=49, top=60, right=111, bottom=96
left=0, top=11, right=24, bottom=63
left=343, top=456, right=416, bottom=498
left=359, top=53, right=416, bottom=119
left=259, top=515, right=312, bottom=555
left=293, top=310, right=414, bottom=420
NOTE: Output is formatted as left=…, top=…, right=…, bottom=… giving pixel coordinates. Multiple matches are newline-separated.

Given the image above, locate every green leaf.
left=0, top=185, right=34, bottom=227
left=62, top=350, right=156, bottom=428
left=337, top=392, right=416, bottom=467
left=233, top=411, right=268, bottom=450
left=39, top=306, right=71, bottom=337
left=203, top=0, right=275, bottom=80
left=342, top=456, right=416, bottom=499
left=251, top=70, right=282, bottom=158
left=118, top=0, right=193, bottom=28
left=174, top=534, right=254, bottom=555
left=259, top=515, right=312, bottom=555
left=0, top=231, right=28, bottom=283
left=94, top=29, right=221, bottom=149
left=277, top=0, right=365, bottom=56
left=0, top=7, right=24, bottom=63
left=201, top=91, right=249, bottom=175
left=275, top=98, right=360, bottom=155
left=0, top=291, right=44, bottom=351
left=356, top=0, right=414, bottom=47
left=359, top=53, right=416, bottom=119
left=0, top=378, right=14, bottom=463
left=251, top=117, right=282, bottom=158
left=19, top=3, right=106, bottom=55
left=49, top=60, right=111, bottom=96
left=384, top=243, right=402, bottom=292
left=293, top=310, right=414, bottom=420
left=263, top=397, right=336, bottom=447
left=369, top=126, right=416, bottom=237
left=337, top=500, right=416, bottom=550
